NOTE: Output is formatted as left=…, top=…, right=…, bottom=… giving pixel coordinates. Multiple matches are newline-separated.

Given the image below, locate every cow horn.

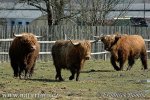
left=13, top=32, right=24, bottom=37
left=92, top=34, right=103, bottom=43
left=90, top=40, right=98, bottom=43
left=93, top=36, right=100, bottom=38
left=69, top=38, right=80, bottom=46
left=72, top=42, right=80, bottom=45
left=13, top=33, right=42, bottom=38
left=94, top=34, right=104, bottom=38
left=35, top=36, right=42, bottom=38
left=13, top=34, right=23, bottom=37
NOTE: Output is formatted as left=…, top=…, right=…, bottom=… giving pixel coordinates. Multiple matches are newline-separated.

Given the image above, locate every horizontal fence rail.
left=1, top=39, right=150, bottom=54
left=0, top=25, right=150, bottom=62
left=0, top=39, right=150, bottom=62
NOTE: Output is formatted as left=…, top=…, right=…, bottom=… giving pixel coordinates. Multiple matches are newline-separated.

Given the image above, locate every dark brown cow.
left=52, top=40, right=93, bottom=81
left=9, top=33, right=40, bottom=79
left=100, top=34, right=147, bottom=71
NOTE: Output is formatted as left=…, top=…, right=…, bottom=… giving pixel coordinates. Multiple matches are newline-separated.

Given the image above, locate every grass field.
left=0, top=59, right=150, bottom=100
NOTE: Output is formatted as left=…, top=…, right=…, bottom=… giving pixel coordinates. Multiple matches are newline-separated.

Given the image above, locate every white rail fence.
left=0, top=39, right=105, bottom=55
left=0, top=39, right=150, bottom=62
left=0, top=25, right=150, bottom=62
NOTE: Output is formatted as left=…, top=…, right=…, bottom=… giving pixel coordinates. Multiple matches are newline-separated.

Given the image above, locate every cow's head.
left=22, top=37, right=37, bottom=52
left=69, top=39, right=91, bottom=60
left=100, top=35, right=121, bottom=51
left=14, top=33, right=38, bottom=52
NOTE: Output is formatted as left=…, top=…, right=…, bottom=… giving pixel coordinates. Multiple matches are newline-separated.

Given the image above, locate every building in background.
left=0, top=0, right=150, bottom=26
left=105, top=0, right=150, bottom=26
left=0, top=1, right=43, bottom=27
left=30, top=0, right=150, bottom=26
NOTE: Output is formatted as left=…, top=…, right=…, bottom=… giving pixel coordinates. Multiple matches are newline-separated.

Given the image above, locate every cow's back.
left=52, top=40, right=69, bottom=67
left=116, top=35, right=146, bottom=57
left=119, top=35, right=145, bottom=49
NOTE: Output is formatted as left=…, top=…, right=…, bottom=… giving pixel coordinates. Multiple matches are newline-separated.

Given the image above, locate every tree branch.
left=28, top=2, right=47, bottom=12
left=54, top=11, right=81, bottom=25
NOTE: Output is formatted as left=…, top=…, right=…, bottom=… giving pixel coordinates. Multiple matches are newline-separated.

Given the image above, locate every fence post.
left=104, top=53, right=107, bottom=61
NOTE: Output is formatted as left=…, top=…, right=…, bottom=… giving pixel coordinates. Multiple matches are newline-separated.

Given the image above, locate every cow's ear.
left=115, top=35, right=121, bottom=42
left=100, top=36, right=105, bottom=42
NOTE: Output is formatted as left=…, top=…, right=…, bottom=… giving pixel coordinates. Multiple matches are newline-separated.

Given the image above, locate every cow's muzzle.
left=85, top=56, right=91, bottom=60
left=31, top=46, right=36, bottom=51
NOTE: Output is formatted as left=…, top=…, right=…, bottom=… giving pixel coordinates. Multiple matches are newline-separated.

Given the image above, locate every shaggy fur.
left=9, top=33, right=40, bottom=79
left=101, top=34, right=147, bottom=71
left=52, top=40, right=91, bottom=81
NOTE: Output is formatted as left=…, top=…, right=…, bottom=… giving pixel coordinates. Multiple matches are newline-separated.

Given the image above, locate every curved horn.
left=93, top=34, right=104, bottom=38
left=91, top=34, right=103, bottom=43
left=69, top=38, right=80, bottom=46
left=14, top=34, right=42, bottom=37
left=13, top=34, right=23, bottom=37
left=72, top=42, right=80, bottom=46
left=96, top=34, right=104, bottom=40
left=13, top=32, right=21, bottom=37
left=35, top=36, right=42, bottom=38
left=14, top=33, right=42, bottom=38
left=90, top=40, right=98, bottom=43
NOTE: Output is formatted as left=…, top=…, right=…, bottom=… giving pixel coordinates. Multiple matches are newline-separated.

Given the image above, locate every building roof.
left=106, top=3, right=150, bottom=19
left=1, top=0, right=150, bottom=23
left=0, top=2, right=44, bottom=19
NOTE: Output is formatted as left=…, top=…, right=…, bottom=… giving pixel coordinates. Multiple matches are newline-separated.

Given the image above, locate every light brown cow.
left=100, top=34, right=147, bottom=71
left=52, top=40, right=93, bottom=81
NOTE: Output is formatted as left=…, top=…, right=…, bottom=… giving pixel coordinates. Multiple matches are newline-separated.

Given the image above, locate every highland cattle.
left=9, top=33, right=40, bottom=79
left=100, top=34, right=147, bottom=71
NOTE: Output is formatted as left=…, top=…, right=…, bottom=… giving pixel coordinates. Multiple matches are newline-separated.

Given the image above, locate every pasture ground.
left=0, top=59, right=150, bottom=100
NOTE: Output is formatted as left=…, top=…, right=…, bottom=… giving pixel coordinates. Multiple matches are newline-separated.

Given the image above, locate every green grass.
left=0, top=59, right=150, bottom=100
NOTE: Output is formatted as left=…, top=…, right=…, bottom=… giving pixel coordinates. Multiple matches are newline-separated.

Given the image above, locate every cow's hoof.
left=144, top=69, right=149, bottom=72
left=14, top=74, right=18, bottom=78
left=58, top=78, right=64, bottom=82
left=69, top=76, right=74, bottom=80
left=19, top=75, right=24, bottom=79
left=76, top=79, right=79, bottom=81
left=115, top=68, right=121, bottom=71
left=13, top=76, right=18, bottom=79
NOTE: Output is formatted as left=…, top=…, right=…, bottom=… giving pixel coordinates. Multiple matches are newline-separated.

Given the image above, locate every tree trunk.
left=46, top=1, right=53, bottom=27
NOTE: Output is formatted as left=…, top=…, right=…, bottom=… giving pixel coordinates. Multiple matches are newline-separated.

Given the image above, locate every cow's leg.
left=19, top=62, right=26, bottom=79
left=55, top=67, right=64, bottom=81
left=76, top=68, right=80, bottom=81
left=118, top=50, right=127, bottom=71
left=24, top=68, right=29, bottom=79
left=127, top=57, right=135, bottom=70
left=27, top=63, right=35, bottom=78
left=69, top=68, right=75, bottom=80
left=111, top=56, right=120, bottom=71
left=11, top=61, right=19, bottom=78
left=19, top=68, right=24, bottom=79
left=140, top=52, right=148, bottom=70
left=119, top=57, right=126, bottom=71
left=29, top=66, right=34, bottom=78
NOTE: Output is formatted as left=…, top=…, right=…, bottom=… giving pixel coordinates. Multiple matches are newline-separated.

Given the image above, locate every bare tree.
left=18, top=0, right=66, bottom=26
left=20, top=0, right=53, bottom=26
left=75, top=0, right=135, bottom=26
left=18, top=0, right=135, bottom=26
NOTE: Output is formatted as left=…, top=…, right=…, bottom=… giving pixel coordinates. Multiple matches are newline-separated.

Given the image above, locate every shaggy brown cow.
left=9, top=33, right=40, bottom=79
left=100, top=34, right=147, bottom=71
left=52, top=40, right=93, bottom=81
